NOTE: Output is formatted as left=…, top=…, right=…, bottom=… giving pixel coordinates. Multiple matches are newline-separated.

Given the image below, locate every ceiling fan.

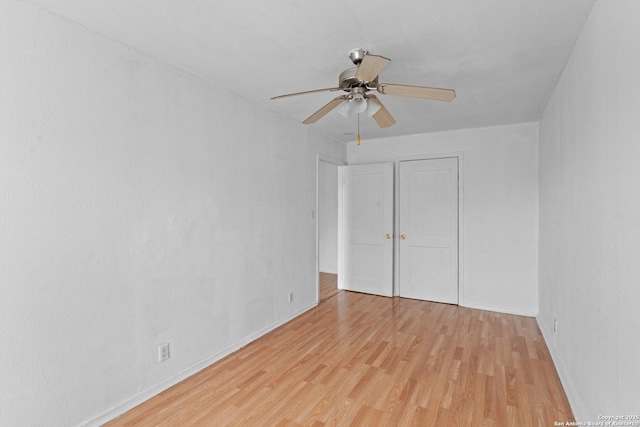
left=271, top=48, right=456, bottom=129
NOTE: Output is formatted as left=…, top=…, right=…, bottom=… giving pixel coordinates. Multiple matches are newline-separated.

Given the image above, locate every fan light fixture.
left=271, top=48, right=456, bottom=131
left=338, top=88, right=380, bottom=118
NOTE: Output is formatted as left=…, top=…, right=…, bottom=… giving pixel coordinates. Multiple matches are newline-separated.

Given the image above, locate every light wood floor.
left=106, top=291, right=573, bottom=426
left=319, top=272, right=340, bottom=302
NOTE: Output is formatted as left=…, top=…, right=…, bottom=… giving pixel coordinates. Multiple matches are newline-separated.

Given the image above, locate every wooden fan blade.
left=368, top=95, right=396, bottom=128
left=271, top=87, right=342, bottom=100
left=377, top=83, right=456, bottom=101
left=355, top=54, right=390, bottom=83
left=303, top=96, right=348, bottom=124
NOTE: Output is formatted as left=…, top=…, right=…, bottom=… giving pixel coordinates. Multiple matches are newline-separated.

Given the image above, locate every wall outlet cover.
left=159, top=343, right=170, bottom=362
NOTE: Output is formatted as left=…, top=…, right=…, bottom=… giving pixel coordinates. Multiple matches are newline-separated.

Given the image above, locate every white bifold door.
left=341, top=162, right=394, bottom=297
left=399, top=158, right=459, bottom=304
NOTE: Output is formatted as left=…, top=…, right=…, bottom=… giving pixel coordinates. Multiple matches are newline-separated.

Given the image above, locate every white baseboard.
left=461, top=302, right=538, bottom=318
left=536, top=317, right=583, bottom=421
left=81, top=302, right=318, bottom=427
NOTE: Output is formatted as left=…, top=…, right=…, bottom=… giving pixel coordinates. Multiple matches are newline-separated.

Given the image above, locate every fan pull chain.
left=357, top=113, right=361, bottom=146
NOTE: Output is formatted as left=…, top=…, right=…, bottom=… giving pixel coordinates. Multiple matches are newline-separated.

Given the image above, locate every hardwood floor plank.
left=319, top=272, right=340, bottom=302
left=105, top=291, right=573, bottom=426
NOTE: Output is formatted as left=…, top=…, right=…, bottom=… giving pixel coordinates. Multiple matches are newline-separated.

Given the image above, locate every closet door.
left=341, top=162, right=394, bottom=297
left=399, top=158, right=458, bottom=304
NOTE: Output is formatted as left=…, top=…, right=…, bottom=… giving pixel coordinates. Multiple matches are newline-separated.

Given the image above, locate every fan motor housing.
left=339, top=68, right=378, bottom=91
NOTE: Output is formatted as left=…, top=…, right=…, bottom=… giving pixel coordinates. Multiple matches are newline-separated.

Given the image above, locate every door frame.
left=394, top=152, right=464, bottom=304
left=315, top=154, right=345, bottom=304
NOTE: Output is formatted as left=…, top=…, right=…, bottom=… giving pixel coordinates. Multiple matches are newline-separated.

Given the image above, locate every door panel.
left=399, top=158, right=458, bottom=303
left=409, top=170, right=452, bottom=236
left=350, top=173, right=384, bottom=233
left=342, top=163, right=393, bottom=297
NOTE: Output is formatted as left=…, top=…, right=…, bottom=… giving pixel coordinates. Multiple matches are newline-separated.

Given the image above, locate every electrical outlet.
left=288, top=292, right=294, bottom=303
left=159, top=343, right=170, bottom=362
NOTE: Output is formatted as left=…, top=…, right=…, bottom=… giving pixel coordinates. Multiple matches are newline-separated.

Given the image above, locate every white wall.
left=0, top=2, right=345, bottom=426
left=348, top=123, right=539, bottom=316
left=538, top=0, right=640, bottom=420
left=318, top=161, right=338, bottom=274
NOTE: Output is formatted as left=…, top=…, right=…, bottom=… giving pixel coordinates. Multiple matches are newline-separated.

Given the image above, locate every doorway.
left=316, top=156, right=343, bottom=302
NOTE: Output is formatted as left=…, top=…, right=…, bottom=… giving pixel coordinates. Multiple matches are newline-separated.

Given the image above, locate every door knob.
left=400, top=234, right=406, bottom=240
left=386, top=233, right=392, bottom=239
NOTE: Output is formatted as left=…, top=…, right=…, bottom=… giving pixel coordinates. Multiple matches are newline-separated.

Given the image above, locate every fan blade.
left=355, top=54, right=390, bottom=83
left=303, top=96, right=348, bottom=124
left=368, top=95, right=396, bottom=128
left=271, top=87, right=342, bottom=100
left=377, top=83, right=456, bottom=101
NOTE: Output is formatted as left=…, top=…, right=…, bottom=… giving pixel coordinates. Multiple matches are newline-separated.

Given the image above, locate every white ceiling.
left=26, top=0, right=596, bottom=143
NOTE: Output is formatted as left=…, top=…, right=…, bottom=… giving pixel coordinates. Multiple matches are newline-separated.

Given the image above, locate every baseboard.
left=461, top=302, right=538, bottom=318
left=536, top=316, right=584, bottom=421
left=81, top=302, right=318, bottom=427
